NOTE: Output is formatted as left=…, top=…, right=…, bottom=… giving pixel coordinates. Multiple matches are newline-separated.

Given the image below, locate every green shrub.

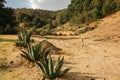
left=40, top=24, right=52, bottom=35
left=15, top=40, right=25, bottom=47
left=37, top=56, right=70, bottom=80
left=21, top=44, right=49, bottom=62
left=15, top=30, right=32, bottom=47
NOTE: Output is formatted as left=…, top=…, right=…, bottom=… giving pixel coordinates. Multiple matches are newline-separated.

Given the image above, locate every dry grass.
left=0, top=35, right=42, bottom=80
left=0, top=35, right=17, bottom=80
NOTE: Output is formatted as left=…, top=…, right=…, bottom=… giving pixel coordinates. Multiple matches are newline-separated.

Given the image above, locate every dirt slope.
left=83, top=11, right=120, bottom=43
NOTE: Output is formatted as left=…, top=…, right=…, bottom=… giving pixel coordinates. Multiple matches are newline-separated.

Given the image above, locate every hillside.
left=58, top=0, right=120, bottom=25
left=83, top=11, right=120, bottom=43
left=1, top=0, right=120, bottom=34
left=14, top=8, right=54, bottom=28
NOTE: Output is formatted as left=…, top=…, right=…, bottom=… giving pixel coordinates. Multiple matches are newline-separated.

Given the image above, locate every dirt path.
left=34, top=36, right=120, bottom=80
left=0, top=35, right=120, bottom=80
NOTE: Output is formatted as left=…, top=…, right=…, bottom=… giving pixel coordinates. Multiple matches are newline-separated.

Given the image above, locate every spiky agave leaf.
left=37, top=56, right=53, bottom=79
left=21, top=50, right=33, bottom=62
left=54, top=56, right=64, bottom=76
left=26, top=31, right=32, bottom=44
left=21, top=44, right=50, bottom=63
left=41, top=49, right=50, bottom=59
left=43, top=57, right=50, bottom=78
left=60, top=68, right=71, bottom=77
left=33, top=45, right=41, bottom=61
left=40, top=57, right=49, bottom=78
left=16, top=30, right=32, bottom=48
left=48, top=56, right=54, bottom=78
left=36, top=61, right=47, bottom=78
left=37, top=55, right=70, bottom=80
left=28, top=45, right=35, bottom=61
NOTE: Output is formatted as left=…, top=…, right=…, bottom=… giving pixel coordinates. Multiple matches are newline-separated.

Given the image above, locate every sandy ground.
left=0, top=11, right=120, bottom=80
left=0, top=35, right=120, bottom=80
left=33, top=35, right=120, bottom=80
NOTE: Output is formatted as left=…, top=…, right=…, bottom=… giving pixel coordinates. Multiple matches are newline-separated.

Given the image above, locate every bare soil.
left=0, top=11, right=120, bottom=80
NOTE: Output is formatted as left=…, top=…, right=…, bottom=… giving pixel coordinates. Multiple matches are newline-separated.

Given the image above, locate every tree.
left=0, top=0, right=6, bottom=8
left=102, top=0, right=117, bottom=16
left=0, top=0, right=17, bottom=34
left=58, top=0, right=120, bottom=25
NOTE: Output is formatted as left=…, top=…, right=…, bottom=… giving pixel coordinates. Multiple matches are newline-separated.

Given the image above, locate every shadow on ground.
left=63, top=72, right=105, bottom=80
left=0, top=38, right=16, bottom=42
left=43, top=36, right=81, bottom=40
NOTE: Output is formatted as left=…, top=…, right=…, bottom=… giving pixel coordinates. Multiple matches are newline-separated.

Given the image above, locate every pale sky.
left=5, top=0, right=71, bottom=11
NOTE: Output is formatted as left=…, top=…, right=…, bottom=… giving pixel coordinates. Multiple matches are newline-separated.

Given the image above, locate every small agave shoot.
left=37, top=56, right=70, bottom=80
left=21, top=44, right=49, bottom=63
left=16, top=30, right=33, bottom=48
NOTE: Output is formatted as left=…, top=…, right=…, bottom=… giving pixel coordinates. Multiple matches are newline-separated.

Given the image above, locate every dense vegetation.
left=0, top=0, right=55, bottom=34
left=58, top=0, right=120, bottom=25
left=0, top=0, right=120, bottom=34
left=0, top=0, right=17, bottom=34
left=14, top=8, right=54, bottom=28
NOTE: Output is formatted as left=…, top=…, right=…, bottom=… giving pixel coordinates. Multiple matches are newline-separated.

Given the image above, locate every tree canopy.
left=0, top=0, right=17, bottom=34
left=0, top=0, right=6, bottom=8
left=57, top=0, right=120, bottom=25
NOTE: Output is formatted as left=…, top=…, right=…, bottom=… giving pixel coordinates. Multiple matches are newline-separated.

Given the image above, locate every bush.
left=21, top=44, right=49, bottom=63
left=15, top=30, right=32, bottom=48
left=37, top=56, right=70, bottom=80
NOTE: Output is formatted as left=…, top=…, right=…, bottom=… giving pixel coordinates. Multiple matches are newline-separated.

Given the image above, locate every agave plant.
left=16, top=30, right=32, bottom=47
left=21, top=44, right=49, bottom=62
left=37, top=56, right=70, bottom=80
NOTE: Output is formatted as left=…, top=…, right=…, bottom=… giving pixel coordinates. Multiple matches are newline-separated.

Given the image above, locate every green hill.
left=14, top=8, right=54, bottom=28
left=0, top=0, right=120, bottom=34
left=58, top=0, right=120, bottom=25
